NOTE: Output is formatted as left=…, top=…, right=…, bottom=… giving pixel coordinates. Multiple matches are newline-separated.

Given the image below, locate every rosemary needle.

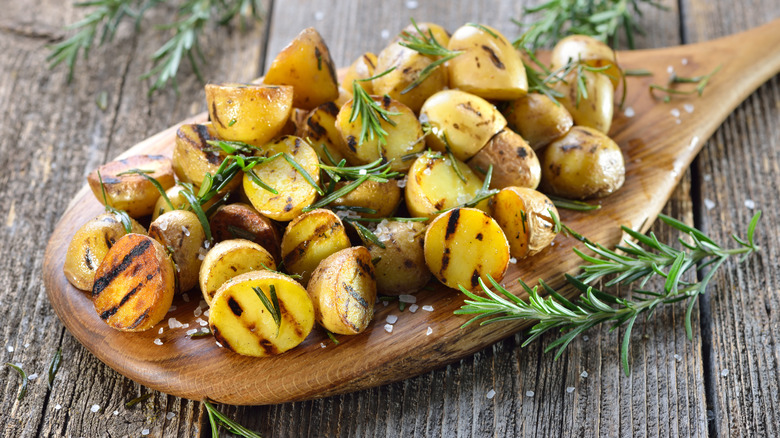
left=5, top=362, right=28, bottom=400
left=349, top=68, right=402, bottom=146
left=48, top=348, right=62, bottom=389
left=125, top=393, right=153, bottom=408
left=203, top=400, right=263, bottom=438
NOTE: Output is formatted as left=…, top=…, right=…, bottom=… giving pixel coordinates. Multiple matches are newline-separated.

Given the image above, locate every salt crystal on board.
left=28, top=373, right=38, bottom=380
left=55, top=404, right=62, bottom=410
left=314, top=11, right=324, bottom=20
left=381, top=29, right=391, bottom=39
left=405, top=0, right=419, bottom=9
left=671, top=108, right=681, bottom=118
left=566, top=387, right=575, bottom=393
left=168, top=316, right=180, bottom=327
left=409, top=304, right=419, bottom=313
left=141, top=429, right=150, bottom=436
left=426, top=327, right=433, bottom=336
left=399, top=294, right=417, bottom=304
left=526, top=391, right=535, bottom=397
left=113, top=410, right=119, bottom=415
left=6, top=346, right=13, bottom=352
left=384, top=324, right=394, bottom=333
left=682, top=58, right=689, bottom=65
left=422, top=305, right=434, bottom=312
left=624, top=107, right=635, bottom=118
left=158, top=327, right=164, bottom=335
left=674, top=354, right=682, bottom=362
left=166, top=412, right=176, bottom=420
left=90, top=404, right=100, bottom=413
left=745, top=199, right=756, bottom=209
left=386, top=315, right=398, bottom=324
left=684, top=103, right=695, bottom=113
left=581, top=371, right=589, bottom=378
left=182, top=293, right=190, bottom=303
left=704, top=199, right=716, bottom=210
left=186, top=329, right=197, bottom=336
left=486, top=389, right=496, bottom=399
left=721, top=369, right=729, bottom=377
left=154, top=339, right=163, bottom=346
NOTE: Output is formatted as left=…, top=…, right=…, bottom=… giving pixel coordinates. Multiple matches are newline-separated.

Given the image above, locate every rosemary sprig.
left=119, top=168, right=175, bottom=210
left=125, top=393, right=153, bottom=408
left=349, top=68, right=401, bottom=146
left=305, top=158, right=399, bottom=212
left=456, top=211, right=762, bottom=375
left=203, top=400, right=263, bottom=438
left=253, top=285, right=281, bottom=330
left=398, top=18, right=462, bottom=94
left=48, top=348, right=62, bottom=389
left=96, top=170, right=133, bottom=234
left=650, top=65, right=721, bottom=102
left=4, top=362, right=28, bottom=400
left=548, top=195, right=601, bottom=211
left=434, top=164, right=499, bottom=214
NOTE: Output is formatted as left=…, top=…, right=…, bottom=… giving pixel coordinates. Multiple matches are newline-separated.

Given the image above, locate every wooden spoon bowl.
left=43, top=19, right=780, bottom=405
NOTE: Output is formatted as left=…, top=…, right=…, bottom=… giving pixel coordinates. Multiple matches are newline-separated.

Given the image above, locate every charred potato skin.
left=87, top=155, right=175, bottom=218
left=503, top=94, right=574, bottom=150
left=366, top=220, right=430, bottom=295
left=280, top=209, right=352, bottom=285
left=64, top=213, right=146, bottom=291
left=173, top=123, right=223, bottom=186
left=307, top=246, right=377, bottom=335
left=209, top=203, right=281, bottom=261
left=540, top=126, right=625, bottom=199
left=148, top=210, right=206, bottom=293
left=489, top=187, right=558, bottom=259
left=92, top=233, right=176, bottom=332
left=198, top=239, right=276, bottom=306
left=296, top=102, right=348, bottom=165
left=467, top=128, right=541, bottom=190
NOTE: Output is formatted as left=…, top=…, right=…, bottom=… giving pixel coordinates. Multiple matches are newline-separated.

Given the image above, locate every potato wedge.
left=205, top=83, right=294, bottom=146
left=503, top=93, right=574, bottom=150
left=467, top=128, right=541, bottom=190
left=87, top=155, right=175, bottom=218
left=199, top=239, right=276, bottom=306
left=552, top=69, right=614, bottom=134
left=148, top=210, right=206, bottom=293
left=342, top=52, right=378, bottom=95
left=281, top=209, right=351, bottom=285
left=424, top=208, right=510, bottom=291
left=307, top=247, right=376, bottom=335
left=551, top=35, right=621, bottom=89
left=63, top=213, right=146, bottom=291
left=209, top=270, right=314, bottom=357
left=296, top=101, right=347, bottom=165
left=92, top=234, right=175, bottom=332
left=152, top=184, right=218, bottom=221
left=489, top=187, right=558, bottom=259
left=263, top=27, right=339, bottom=110
left=365, top=220, right=430, bottom=295
left=173, top=123, right=223, bottom=186
left=242, top=136, right=321, bottom=221
left=405, top=151, right=487, bottom=218
left=330, top=179, right=402, bottom=219
left=210, top=203, right=281, bottom=260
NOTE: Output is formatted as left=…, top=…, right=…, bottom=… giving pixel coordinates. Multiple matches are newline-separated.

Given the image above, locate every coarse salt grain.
left=382, top=301, right=389, bottom=307
left=204, top=240, right=211, bottom=249
left=141, top=429, right=150, bottom=436
left=24, top=343, right=29, bottom=349
left=670, top=108, right=680, bottom=117
left=684, top=103, right=695, bottom=113
left=216, top=341, right=223, bottom=348
left=745, top=199, right=756, bottom=209
left=509, top=257, right=517, bottom=264
left=168, top=318, right=182, bottom=329
left=166, top=412, right=176, bottom=420
left=158, top=327, right=164, bottom=335
left=203, top=309, right=210, bottom=317
left=721, top=369, right=729, bottom=377
left=486, top=389, right=496, bottom=399
left=704, top=198, right=716, bottom=210
left=196, top=318, right=207, bottom=326
left=405, top=0, right=419, bottom=9
left=674, top=354, right=682, bottom=362
left=667, top=65, right=674, bottom=74
left=7, top=345, right=13, bottom=352
left=320, top=342, right=327, bottom=348
left=90, top=404, right=100, bottom=413
left=399, top=294, right=417, bottom=304
left=426, top=327, right=433, bottom=336
left=181, top=323, right=189, bottom=329
left=409, top=304, right=419, bottom=313
left=198, top=253, right=205, bottom=261
left=201, top=327, right=209, bottom=333
left=154, top=338, right=163, bottom=346
left=55, top=404, right=62, bottom=410
left=384, top=324, right=394, bottom=333
left=386, top=315, right=398, bottom=324
left=182, top=226, right=190, bottom=236
left=566, top=386, right=575, bottom=393
left=194, top=307, right=202, bottom=317
left=28, top=373, right=38, bottom=380
left=582, top=335, right=589, bottom=342
left=526, top=391, right=535, bottom=397
left=581, top=371, right=589, bottom=378
left=182, top=293, right=190, bottom=303
left=682, top=58, right=689, bottom=65
left=381, top=29, right=390, bottom=39
left=158, top=221, right=168, bottom=231
left=703, top=174, right=712, bottom=182
left=199, top=300, right=207, bottom=308
left=422, top=305, right=434, bottom=312
left=359, top=168, right=367, bottom=175
left=186, top=329, right=198, bottom=336
left=14, top=362, right=22, bottom=368
left=676, top=119, right=682, bottom=124
left=396, top=177, right=407, bottom=188
left=168, top=305, right=177, bottom=313
left=314, top=11, right=324, bottom=20
left=113, top=410, right=119, bottom=415
left=624, top=107, right=635, bottom=118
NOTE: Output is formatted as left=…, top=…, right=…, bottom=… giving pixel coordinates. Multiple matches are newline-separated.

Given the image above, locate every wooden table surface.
left=1, top=0, right=778, bottom=436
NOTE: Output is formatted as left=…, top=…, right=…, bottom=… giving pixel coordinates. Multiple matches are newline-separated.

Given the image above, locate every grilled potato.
left=173, top=123, right=227, bottom=187
left=341, top=52, right=378, bottom=96
left=330, top=179, right=403, bottom=219
left=199, top=239, right=276, bottom=306
left=552, top=69, right=614, bottom=134
left=489, top=187, right=558, bottom=259
left=364, top=220, right=430, bottom=295
left=467, top=128, right=541, bottom=190
left=209, top=270, right=315, bottom=357
left=281, top=209, right=351, bottom=285
left=63, top=213, right=146, bottom=291
left=307, top=247, right=376, bottom=335
left=502, top=93, right=574, bottom=150
left=296, top=102, right=347, bottom=165
left=148, top=210, right=206, bottom=293
left=424, top=208, right=510, bottom=291
left=405, top=151, right=487, bottom=218
left=551, top=35, right=621, bottom=89
left=151, top=184, right=218, bottom=221
left=92, top=234, right=176, bottom=332
left=209, top=203, right=281, bottom=261
left=87, top=155, right=175, bottom=218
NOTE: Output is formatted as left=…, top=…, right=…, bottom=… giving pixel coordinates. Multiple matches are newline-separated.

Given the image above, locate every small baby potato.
left=149, top=210, right=206, bottom=293
left=552, top=69, right=614, bottom=134
left=281, top=209, right=351, bottom=285
left=173, top=123, right=222, bottom=186
left=541, top=126, right=625, bottom=199
left=263, top=27, right=339, bottom=110
left=551, top=35, right=621, bottom=89
left=242, top=136, right=321, bottom=221
left=446, top=24, right=528, bottom=100
left=151, top=184, right=218, bottom=221
left=209, top=270, right=314, bottom=357
left=330, top=179, right=402, bottom=219
left=420, top=89, right=507, bottom=162
left=467, top=128, right=541, bottom=190
left=405, top=151, right=487, bottom=218
left=199, top=239, right=276, bottom=306
left=307, top=247, right=377, bottom=335
left=424, top=208, right=510, bottom=291
left=87, top=155, right=175, bottom=218
left=365, top=220, right=430, bottom=295
left=296, top=102, right=347, bottom=165
left=503, top=93, right=574, bottom=150
left=205, top=83, right=294, bottom=146
left=489, top=187, right=558, bottom=259
left=342, top=52, right=378, bottom=96
left=336, top=96, right=424, bottom=172
left=209, top=203, right=281, bottom=261
left=64, top=213, right=146, bottom=291
left=92, top=234, right=176, bottom=332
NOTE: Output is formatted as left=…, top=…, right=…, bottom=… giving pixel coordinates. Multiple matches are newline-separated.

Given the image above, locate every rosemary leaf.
left=349, top=68, right=401, bottom=145
left=253, top=286, right=281, bottom=330
left=48, top=348, right=62, bottom=389
left=548, top=195, right=601, bottom=211
left=4, top=362, right=28, bottom=400
left=125, top=393, right=153, bottom=408
left=326, top=330, right=340, bottom=345
left=180, top=189, right=212, bottom=242
left=203, top=400, right=263, bottom=438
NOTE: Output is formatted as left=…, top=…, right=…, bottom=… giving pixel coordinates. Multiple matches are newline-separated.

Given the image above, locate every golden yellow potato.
left=446, top=24, right=528, bottom=100
left=92, top=234, right=175, bottom=332
left=424, top=208, right=510, bottom=291
left=63, top=213, right=146, bottom=291
left=405, top=151, right=488, bottom=218
left=551, top=35, right=621, bottom=89
left=467, top=128, right=541, bottom=190
left=307, top=247, right=376, bottom=335
left=209, top=203, right=281, bottom=261
left=420, top=89, right=506, bottom=162
left=151, top=185, right=219, bottom=221
left=552, top=69, right=614, bottom=134
left=342, top=52, right=377, bottom=95
left=330, top=179, right=402, bottom=219
left=503, top=93, right=574, bottom=150
left=489, top=187, right=558, bottom=259
left=296, top=101, right=347, bottom=165
left=148, top=210, right=206, bottom=293
left=205, top=83, right=294, bottom=146
left=87, top=155, right=175, bottom=218
left=281, top=209, right=351, bottom=285
left=209, top=270, right=314, bottom=357
left=199, top=239, right=276, bottom=306
left=263, top=27, right=339, bottom=110
left=540, top=126, right=625, bottom=199
left=172, top=123, right=227, bottom=187
left=365, top=220, right=430, bottom=295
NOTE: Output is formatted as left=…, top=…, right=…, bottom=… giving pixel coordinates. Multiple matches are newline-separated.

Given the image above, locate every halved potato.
left=330, top=179, right=402, bottom=219
left=405, top=151, right=487, bottom=218
left=205, top=83, right=294, bottom=146
left=424, top=208, right=510, bottom=291
left=209, top=203, right=281, bottom=261
left=502, top=93, right=574, bottom=150
left=148, top=210, right=206, bottom=293
left=342, top=52, right=378, bottom=96
left=489, top=187, right=558, bottom=259
left=199, top=239, right=276, bottom=306
left=280, top=209, right=351, bottom=285
left=467, top=128, right=541, bottom=190
left=92, top=233, right=175, bottom=332
left=296, top=101, right=347, bottom=165
left=173, top=123, right=222, bottom=185
left=209, top=270, right=314, bottom=357
left=552, top=69, right=614, bottom=134
left=551, top=35, right=621, bottom=89
left=87, top=155, right=175, bottom=218
left=151, top=184, right=219, bottom=221
left=364, top=220, right=430, bottom=295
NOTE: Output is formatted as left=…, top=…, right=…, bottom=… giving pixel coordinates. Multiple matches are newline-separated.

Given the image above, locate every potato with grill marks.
left=405, top=151, right=487, bottom=218
left=363, top=220, right=430, bottom=295
left=341, top=52, right=378, bottom=97
left=281, top=209, right=351, bottom=285
left=87, top=155, right=175, bottom=218
left=296, top=102, right=348, bottom=165
left=151, top=184, right=218, bottom=221
left=307, top=247, right=377, bottom=335
left=489, top=187, right=558, bottom=259
left=199, top=239, right=276, bottom=306
left=148, top=210, right=206, bottom=293
left=92, top=234, right=176, bottom=332
left=172, top=123, right=234, bottom=189
left=424, top=208, right=510, bottom=291
left=502, top=93, right=574, bottom=150
left=467, top=128, right=541, bottom=190
left=209, top=203, right=281, bottom=261
left=208, top=270, right=314, bottom=357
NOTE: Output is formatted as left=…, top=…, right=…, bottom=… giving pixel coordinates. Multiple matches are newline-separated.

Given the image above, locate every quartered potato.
left=551, top=35, right=621, bottom=89
left=330, top=179, right=402, bottom=219
left=263, top=27, right=339, bottom=110
left=205, top=83, right=294, bottom=146
left=446, top=24, right=528, bottom=100
left=307, top=247, right=376, bottom=335
left=296, top=101, right=347, bottom=165
left=87, top=155, right=175, bottom=218
left=209, top=270, right=314, bottom=357
left=552, top=69, right=614, bottom=134
left=342, top=52, right=378, bottom=96
left=148, top=210, right=207, bottom=293
left=151, top=184, right=218, bottom=221
left=242, top=136, right=321, bottom=221
left=540, top=126, right=625, bottom=199
left=336, top=96, right=424, bottom=172
left=364, top=220, right=430, bottom=295
left=92, top=234, right=176, bottom=332
left=420, top=89, right=507, bottom=162
left=405, top=151, right=487, bottom=218
left=502, top=93, right=574, bottom=150
left=489, top=187, right=558, bottom=259
left=424, top=208, right=510, bottom=291
left=210, top=203, right=281, bottom=261
left=63, top=213, right=146, bottom=291
left=199, top=239, right=276, bottom=306
left=281, top=209, right=351, bottom=285
left=467, top=128, right=541, bottom=190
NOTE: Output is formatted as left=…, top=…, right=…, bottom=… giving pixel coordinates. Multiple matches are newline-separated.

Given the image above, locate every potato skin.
left=489, top=187, right=558, bottom=259
left=296, top=101, right=347, bottom=165
left=198, top=239, right=276, bottom=306
left=540, top=126, right=625, bottom=199
left=209, top=203, right=281, bottom=261
left=503, top=93, right=573, bottom=150
left=366, top=220, right=430, bottom=295
left=63, top=213, right=146, bottom=291
left=553, top=70, right=614, bottom=134
left=87, top=155, right=175, bottom=218
left=551, top=35, right=621, bottom=89
left=281, top=209, right=351, bottom=285
left=148, top=210, right=206, bottom=293
left=330, top=179, right=402, bottom=219
left=342, top=52, right=378, bottom=95
left=92, top=234, right=176, bottom=332
left=467, top=128, right=541, bottom=190
left=307, top=247, right=376, bottom=335
left=205, top=83, right=294, bottom=146
left=173, top=123, right=222, bottom=186
left=405, top=151, right=487, bottom=218
left=151, top=184, right=218, bottom=221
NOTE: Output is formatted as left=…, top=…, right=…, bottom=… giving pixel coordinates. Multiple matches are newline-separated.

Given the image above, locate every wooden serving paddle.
left=43, top=19, right=780, bottom=405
